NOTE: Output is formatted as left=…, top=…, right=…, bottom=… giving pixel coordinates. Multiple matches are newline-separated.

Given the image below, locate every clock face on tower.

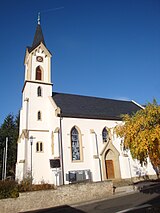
left=36, top=56, right=43, bottom=62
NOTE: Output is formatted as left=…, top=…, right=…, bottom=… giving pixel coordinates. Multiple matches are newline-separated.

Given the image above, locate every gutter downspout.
left=59, top=112, right=65, bottom=185
left=24, top=98, right=29, bottom=177
left=94, top=132, right=103, bottom=182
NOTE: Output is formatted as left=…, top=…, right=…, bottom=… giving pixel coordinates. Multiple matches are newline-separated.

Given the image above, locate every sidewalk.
left=112, top=179, right=160, bottom=196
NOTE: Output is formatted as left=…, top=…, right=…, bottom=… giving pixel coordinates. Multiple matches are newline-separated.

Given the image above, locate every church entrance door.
left=105, top=160, right=115, bottom=179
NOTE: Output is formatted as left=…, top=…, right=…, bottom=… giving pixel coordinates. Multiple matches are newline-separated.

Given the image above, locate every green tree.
left=0, top=114, right=19, bottom=179
left=115, top=100, right=160, bottom=178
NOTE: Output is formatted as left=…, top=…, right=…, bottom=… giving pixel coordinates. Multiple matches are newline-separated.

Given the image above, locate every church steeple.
left=24, top=15, right=52, bottom=84
left=32, top=13, right=45, bottom=48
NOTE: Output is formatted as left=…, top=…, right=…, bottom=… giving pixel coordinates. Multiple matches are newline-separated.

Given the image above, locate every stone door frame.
left=100, top=141, right=121, bottom=180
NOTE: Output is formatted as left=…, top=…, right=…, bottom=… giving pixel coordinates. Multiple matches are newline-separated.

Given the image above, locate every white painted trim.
left=131, top=100, right=144, bottom=109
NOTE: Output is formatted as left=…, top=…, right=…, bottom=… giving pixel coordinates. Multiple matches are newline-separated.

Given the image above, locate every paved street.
left=22, top=183, right=160, bottom=213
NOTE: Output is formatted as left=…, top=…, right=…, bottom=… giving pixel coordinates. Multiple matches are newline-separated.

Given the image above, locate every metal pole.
left=4, top=137, right=8, bottom=180
left=59, top=114, right=64, bottom=185
left=55, top=167, right=58, bottom=186
left=30, top=136, right=33, bottom=184
left=2, top=147, right=5, bottom=180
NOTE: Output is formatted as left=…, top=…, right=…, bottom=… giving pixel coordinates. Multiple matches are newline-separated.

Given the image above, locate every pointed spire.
left=32, top=13, right=45, bottom=48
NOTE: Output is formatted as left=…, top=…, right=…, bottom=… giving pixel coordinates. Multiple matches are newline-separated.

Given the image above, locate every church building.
left=16, top=19, right=156, bottom=185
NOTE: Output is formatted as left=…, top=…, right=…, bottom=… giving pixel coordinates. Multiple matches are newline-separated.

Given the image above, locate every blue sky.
left=0, top=0, right=160, bottom=125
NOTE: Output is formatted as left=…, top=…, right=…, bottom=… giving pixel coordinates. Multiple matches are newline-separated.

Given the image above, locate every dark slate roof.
left=32, top=24, right=45, bottom=47
left=28, top=24, right=46, bottom=53
left=52, top=92, right=142, bottom=120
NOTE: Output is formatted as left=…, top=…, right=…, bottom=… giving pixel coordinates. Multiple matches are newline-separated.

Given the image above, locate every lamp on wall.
left=30, top=136, right=35, bottom=184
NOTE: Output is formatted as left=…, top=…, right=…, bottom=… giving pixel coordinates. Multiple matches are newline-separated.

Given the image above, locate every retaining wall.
left=0, top=181, right=113, bottom=213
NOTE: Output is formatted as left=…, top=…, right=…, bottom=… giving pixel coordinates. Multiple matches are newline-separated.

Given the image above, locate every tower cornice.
left=25, top=42, right=52, bottom=63
left=22, top=80, right=53, bottom=93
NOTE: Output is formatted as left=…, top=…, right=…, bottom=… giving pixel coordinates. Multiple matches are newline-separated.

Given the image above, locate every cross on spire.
left=38, top=12, right=40, bottom=25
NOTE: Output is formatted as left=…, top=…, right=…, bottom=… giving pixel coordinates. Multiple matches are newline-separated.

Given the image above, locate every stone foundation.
left=0, top=180, right=113, bottom=213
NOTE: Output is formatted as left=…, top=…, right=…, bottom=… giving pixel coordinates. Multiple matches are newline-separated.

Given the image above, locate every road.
left=22, top=183, right=160, bottom=213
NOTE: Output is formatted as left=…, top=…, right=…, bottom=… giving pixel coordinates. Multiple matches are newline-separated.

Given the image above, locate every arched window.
left=36, top=142, right=43, bottom=152
left=37, top=86, right=42, bottom=97
left=102, top=127, right=108, bottom=142
left=36, top=66, right=42, bottom=80
left=36, top=142, right=39, bottom=152
left=40, top=142, right=43, bottom=152
left=71, top=126, right=81, bottom=161
left=37, top=111, right=41, bottom=120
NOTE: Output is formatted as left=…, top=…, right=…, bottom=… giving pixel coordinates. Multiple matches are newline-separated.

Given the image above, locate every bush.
left=0, top=177, right=55, bottom=199
left=17, top=171, right=55, bottom=192
left=0, top=180, right=19, bottom=199
left=31, top=183, right=55, bottom=191
left=18, top=178, right=32, bottom=192
left=18, top=180, right=55, bottom=192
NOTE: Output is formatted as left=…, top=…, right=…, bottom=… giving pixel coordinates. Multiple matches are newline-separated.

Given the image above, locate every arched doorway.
left=105, top=150, right=115, bottom=179
left=101, top=142, right=121, bottom=180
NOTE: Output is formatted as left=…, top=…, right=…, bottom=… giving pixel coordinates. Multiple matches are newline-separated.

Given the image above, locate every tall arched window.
left=36, top=66, right=42, bottom=80
left=37, top=86, right=42, bottom=97
left=71, top=126, right=81, bottom=161
left=37, top=111, right=42, bottom=120
left=102, top=127, right=108, bottom=142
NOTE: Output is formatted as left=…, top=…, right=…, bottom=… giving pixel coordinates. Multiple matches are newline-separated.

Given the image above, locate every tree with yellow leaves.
left=115, top=100, right=160, bottom=178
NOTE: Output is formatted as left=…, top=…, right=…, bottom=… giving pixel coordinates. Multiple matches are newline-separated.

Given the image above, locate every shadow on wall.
left=21, top=205, right=85, bottom=213
left=133, top=165, right=149, bottom=180
left=133, top=163, right=159, bottom=180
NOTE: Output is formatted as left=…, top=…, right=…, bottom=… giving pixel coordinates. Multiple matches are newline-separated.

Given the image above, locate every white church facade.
left=16, top=20, right=156, bottom=185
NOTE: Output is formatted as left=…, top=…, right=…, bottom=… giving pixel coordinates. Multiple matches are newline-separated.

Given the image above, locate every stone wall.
left=0, top=181, right=113, bottom=213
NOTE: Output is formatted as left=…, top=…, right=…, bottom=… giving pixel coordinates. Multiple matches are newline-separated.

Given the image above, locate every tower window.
left=102, top=127, right=108, bottom=142
left=36, top=66, right=42, bottom=80
left=37, top=86, right=42, bottom=97
left=36, top=142, right=43, bottom=152
left=37, top=111, right=42, bottom=120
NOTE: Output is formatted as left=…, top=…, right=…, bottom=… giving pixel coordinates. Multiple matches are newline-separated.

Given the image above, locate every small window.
left=37, top=111, right=41, bottom=120
left=36, top=66, right=42, bottom=80
left=102, top=127, right=108, bottom=142
left=37, top=86, right=42, bottom=97
left=36, top=142, right=43, bottom=152
left=36, top=142, right=39, bottom=152
left=40, top=142, right=43, bottom=152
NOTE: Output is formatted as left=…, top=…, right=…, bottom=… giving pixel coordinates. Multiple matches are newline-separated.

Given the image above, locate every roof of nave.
left=52, top=92, right=142, bottom=120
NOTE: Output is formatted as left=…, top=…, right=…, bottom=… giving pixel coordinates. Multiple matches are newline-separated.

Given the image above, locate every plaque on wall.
left=50, top=159, right=60, bottom=168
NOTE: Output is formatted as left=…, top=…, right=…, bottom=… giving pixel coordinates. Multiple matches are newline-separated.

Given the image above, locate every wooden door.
left=106, top=160, right=115, bottom=179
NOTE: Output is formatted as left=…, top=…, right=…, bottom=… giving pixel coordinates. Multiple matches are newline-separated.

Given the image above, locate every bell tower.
left=16, top=15, right=54, bottom=183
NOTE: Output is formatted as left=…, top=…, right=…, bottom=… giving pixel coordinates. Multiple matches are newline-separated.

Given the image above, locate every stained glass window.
left=71, top=127, right=80, bottom=160
left=102, top=127, right=108, bottom=142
